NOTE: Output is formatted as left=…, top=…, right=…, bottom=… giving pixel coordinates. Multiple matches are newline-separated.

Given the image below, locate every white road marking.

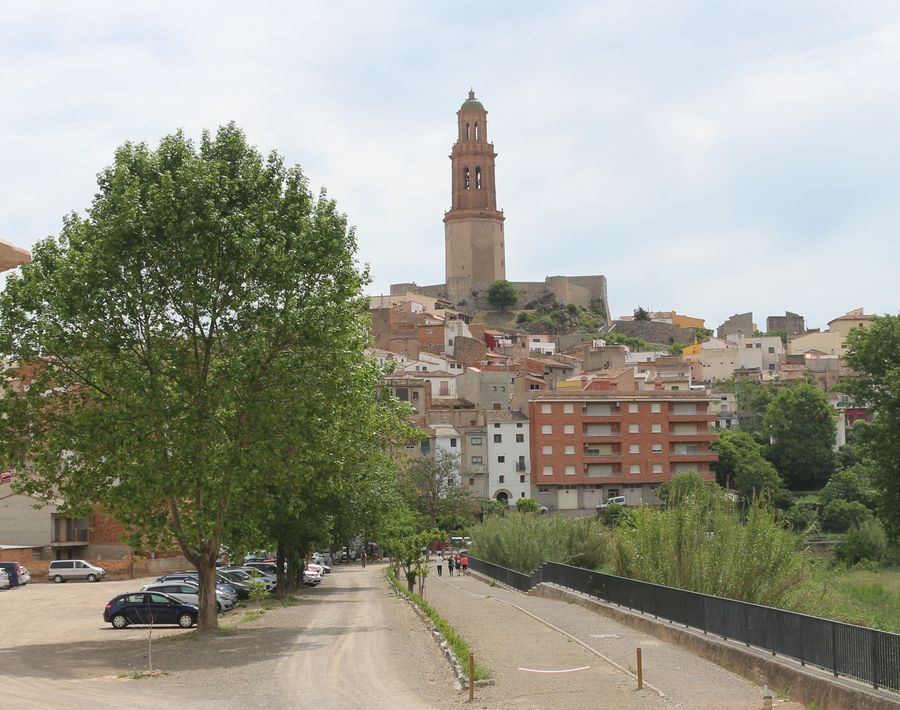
left=590, top=633, right=620, bottom=639
left=518, top=665, right=591, bottom=674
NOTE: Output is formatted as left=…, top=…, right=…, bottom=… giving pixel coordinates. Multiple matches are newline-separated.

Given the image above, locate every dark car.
left=0, top=562, right=21, bottom=587
left=104, top=592, right=197, bottom=629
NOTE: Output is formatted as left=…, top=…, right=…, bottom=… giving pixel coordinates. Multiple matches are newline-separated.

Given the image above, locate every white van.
left=48, top=559, right=107, bottom=583
left=597, top=496, right=627, bottom=510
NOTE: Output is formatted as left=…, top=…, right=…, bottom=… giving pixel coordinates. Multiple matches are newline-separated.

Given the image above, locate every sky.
left=2, top=1, right=899, bottom=330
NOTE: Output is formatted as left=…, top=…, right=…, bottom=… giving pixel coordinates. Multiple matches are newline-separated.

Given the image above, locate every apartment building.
left=529, top=391, right=717, bottom=513
left=484, top=410, right=531, bottom=506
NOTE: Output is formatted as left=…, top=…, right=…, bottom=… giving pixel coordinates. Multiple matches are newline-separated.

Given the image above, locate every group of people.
left=435, top=551, right=467, bottom=577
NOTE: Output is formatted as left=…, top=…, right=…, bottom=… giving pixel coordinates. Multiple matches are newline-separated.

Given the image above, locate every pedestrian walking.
left=436, top=553, right=444, bottom=577
left=447, top=555, right=455, bottom=576
left=461, top=553, right=469, bottom=575
left=454, top=553, right=462, bottom=576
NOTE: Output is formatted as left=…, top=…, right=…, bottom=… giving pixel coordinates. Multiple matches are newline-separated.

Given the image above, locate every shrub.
left=515, top=497, right=540, bottom=513
left=835, top=519, right=887, bottom=567
left=614, top=499, right=809, bottom=607
left=247, top=580, right=269, bottom=604
left=821, top=500, right=871, bottom=533
left=786, top=495, right=820, bottom=531
left=469, top=512, right=612, bottom=573
left=600, top=503, right=633, bottom=529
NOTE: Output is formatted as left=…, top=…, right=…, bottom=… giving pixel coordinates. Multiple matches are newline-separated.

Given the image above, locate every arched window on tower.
left=464, top=167, right=470, bottom=190
left=474, top=123, right=479, bottom=141
left=466, top=123, right=470, bottom=141
left=475, top=167, right=482, bottom=189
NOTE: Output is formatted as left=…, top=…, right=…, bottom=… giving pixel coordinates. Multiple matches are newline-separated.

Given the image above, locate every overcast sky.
left=2, top=2, right=899, bottom=329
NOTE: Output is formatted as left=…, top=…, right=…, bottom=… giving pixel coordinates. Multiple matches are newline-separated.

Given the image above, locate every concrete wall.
left=0, top=489, right=55, bottom=546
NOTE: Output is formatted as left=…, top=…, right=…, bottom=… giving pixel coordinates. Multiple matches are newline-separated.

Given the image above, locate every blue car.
left=104, top=591, right=198, bottom=629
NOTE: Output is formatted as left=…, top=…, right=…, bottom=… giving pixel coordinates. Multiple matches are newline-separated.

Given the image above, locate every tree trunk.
left=275, top=540, right=287, bottom=599
left=405, top=571, right=416, bottom=593
left=196, top=548, right=219, bottom=632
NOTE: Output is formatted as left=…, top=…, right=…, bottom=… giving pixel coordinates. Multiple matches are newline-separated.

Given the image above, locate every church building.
left=391, top=91, right=610, bottom=322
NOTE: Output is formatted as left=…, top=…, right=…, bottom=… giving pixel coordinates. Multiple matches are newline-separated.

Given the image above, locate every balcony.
left=515, top=462, right=527, bottom=472
left=51, top=529, right=89, bottom=544
left=670, top=451, right=718, bottom=462
left=668, top=431, right=717, bottom=442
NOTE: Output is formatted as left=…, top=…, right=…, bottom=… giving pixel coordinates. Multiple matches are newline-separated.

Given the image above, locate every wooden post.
left=469, top=652, right=475, bottom=701
left=636, top=647, right=643, bottom=690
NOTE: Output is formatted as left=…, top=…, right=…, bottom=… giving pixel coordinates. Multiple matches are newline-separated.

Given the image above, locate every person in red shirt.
left=460, top=553, right=468, bottom=575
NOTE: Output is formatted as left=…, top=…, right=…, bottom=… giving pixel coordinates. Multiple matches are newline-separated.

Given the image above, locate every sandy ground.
left=0, top=564, right=811, bottom=709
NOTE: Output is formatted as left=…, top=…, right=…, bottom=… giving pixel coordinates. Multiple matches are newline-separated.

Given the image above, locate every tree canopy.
left=712, top=429, right=786, bottom=503
left=0, top=124, right=398, bottom=629
left=486, top=279, right=517, bottom=312
left=843, top=314, right=900, bottom=541
left=762, top=383, right=835, bottom=490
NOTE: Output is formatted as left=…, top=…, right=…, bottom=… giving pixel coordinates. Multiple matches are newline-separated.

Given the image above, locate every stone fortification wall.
left=607, top=320, right=696, bottom=345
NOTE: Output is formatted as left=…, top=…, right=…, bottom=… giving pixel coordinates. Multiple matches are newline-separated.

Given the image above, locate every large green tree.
left=0, top=125, right=376, bottom=630
left=712, top=429, right=786, bottom=503
left=762, top=383, right=835, bottom=490
left=843, top=314, right=900, bottom=541
left=486, top=279, right=517, bottom=312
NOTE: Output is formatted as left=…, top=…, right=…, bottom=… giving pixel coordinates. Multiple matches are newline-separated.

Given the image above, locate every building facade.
left=484, top=410, right=531, bottom=505
left=529, top=391, right=717, bottom=512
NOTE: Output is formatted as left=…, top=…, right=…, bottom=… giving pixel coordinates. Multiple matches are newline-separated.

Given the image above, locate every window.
left=476, top=166, right=482, bottom=189
left=470, top=437, right=482, bottom=446
left=768, top=363, right=775, bottom=370
left=563, top=424, right=575, bottom=434
left=563, top=403, right=574, bottom=414
left=542, top=465, right=553, bottom=476
left=565, top=465, right=576, bottom=475
left=541, top=403, right=552, bottom=414
left=630, top=464, right=640, bottom=474
left=651, top=423, right=662, bottom=434
left=411, top=391, right=419, bottom=401
left=498, top=455, right=505, bottom=463
left=542, top=445, right=553, bottom=455
left=471, top=456, right=482, bottom=464
left=768, top=346, right=775, bottom=353
left=564, top=445, right=575, bottom=455
left=628, top=403, right=639, bottom=413
left=520, top=475, right=526, bottom=483
left=449, top=438, right=457, bottom=448
left=469, top=478, right=475, bottom=486
left=628, top=423, right=639, bottom=434
left=500, top=386, right=506, bottom=392
left=498, top=475, right=505, bottom=483
left=516, top=433, right=524, bottom=443
left=651, top=444, right=662, bottom=454
left=494, top=423, right=501, bottom=428
left=517, top=422, right=523, bottom=428
left=464, top=167, right=470, bottom=189
left=651, top=403, right=661, bottom=413
left=538, top=487, right=549, bottom=493
left=466, top=123, right=470, bottom=141
left=530, top=383, right=540, bottom=390
left=474, top=123, right=479, bottom=140
left=541, top=424, right=552, bottom=434
left=629, top=444, right=640, bottom=454
left=493, top=434, right=502, bottom=443
left=652, top=463, right=663, bottom=474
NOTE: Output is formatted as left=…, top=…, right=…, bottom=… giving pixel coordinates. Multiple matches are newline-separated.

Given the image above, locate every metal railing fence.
left=467, top=556, right=900, bottom=693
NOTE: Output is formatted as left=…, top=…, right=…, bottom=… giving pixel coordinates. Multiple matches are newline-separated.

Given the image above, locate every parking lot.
left=0, top=576, right=199, bottom=680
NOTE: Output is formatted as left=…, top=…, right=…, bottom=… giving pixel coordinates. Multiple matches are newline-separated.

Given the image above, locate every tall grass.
left=468, top=512, right=613, bottom=573
left=614, top=500, right=811, bottom=607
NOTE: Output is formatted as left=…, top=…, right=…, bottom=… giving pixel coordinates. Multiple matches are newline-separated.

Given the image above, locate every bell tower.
left=444, top=90, right=506, bottom=303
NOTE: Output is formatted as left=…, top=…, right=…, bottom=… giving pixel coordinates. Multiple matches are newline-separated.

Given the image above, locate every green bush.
left=469, top=512, right=612, bottom=573
left=600, top=502, right=633, bottom=529
left=515, top=497, right=540, bottom=513
left=786, top=495, right=820, bottom=531
left=835, top=519, right=888, bottom=567
left=821, top=500, right=872, bottom=533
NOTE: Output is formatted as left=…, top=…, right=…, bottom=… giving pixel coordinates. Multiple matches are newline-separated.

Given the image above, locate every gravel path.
left=424, top=569, right=805, bottom=709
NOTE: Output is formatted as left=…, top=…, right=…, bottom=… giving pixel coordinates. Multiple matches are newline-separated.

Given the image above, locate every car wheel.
left=87, top=574, right=97, bottom=582
left=53, top=575, right=64, bottom=584
left=111, top=614, right=128, bottom=629
left=177, top=613, right=194, bottom=628
left=216, top=601, right=222, bottom=612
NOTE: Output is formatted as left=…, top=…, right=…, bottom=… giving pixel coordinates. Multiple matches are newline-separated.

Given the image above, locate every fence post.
left=469, top=652, right=475, bottom=701
left=831, top=623, right=838, bottom=678
left=745, top=605, right=751, bottom=647
left=871, top=630, right=879, bottom=690
left=636, top=647, right=643, bottom=690
left=799, top=621, right=805, bottom=666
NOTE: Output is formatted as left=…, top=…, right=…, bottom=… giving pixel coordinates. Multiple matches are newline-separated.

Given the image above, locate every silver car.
left=0, top=568, right=9, bottom=590
left=140, top=581, right=235, bottom=612
left=48, top=559, right=106, bottom=583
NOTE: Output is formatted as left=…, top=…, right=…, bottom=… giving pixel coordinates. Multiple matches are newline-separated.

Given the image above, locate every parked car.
left=302, top=568, right=321, bottom=586
left=18, top=564, right=31, bottom=584
left=244, top=562, right=278, bottom=576
left=141, top=581, right=235, bottom=612
left=48, top=559, right=106, bottom=583
left=0, top=561, right=22, bottom=587
left=104, top=592, right=197, bottom=629
left=0, top=569, right=9, bottom=590
left=305, top=563, right=329, bottom=578
left=156, top=572, right=247, bottom=601
left=222, top=566, right=277, bottom=591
